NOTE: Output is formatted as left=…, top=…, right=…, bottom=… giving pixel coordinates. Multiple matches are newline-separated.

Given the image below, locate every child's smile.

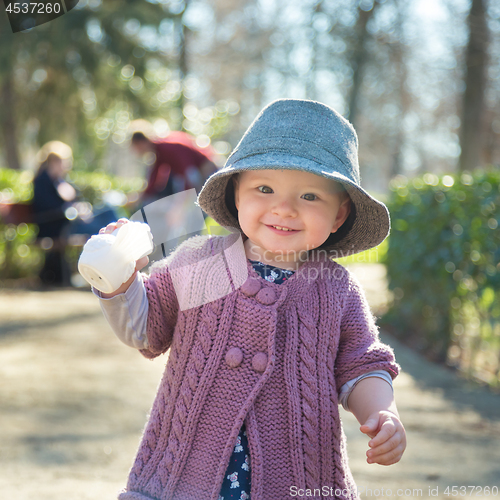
left=267, top=224, right=299, bottom=234
left=233, top=169, right=351, bottom=270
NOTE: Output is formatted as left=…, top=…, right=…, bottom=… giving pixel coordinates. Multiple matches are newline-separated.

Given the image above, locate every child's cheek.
left=237, top=209, right=253, bottom=238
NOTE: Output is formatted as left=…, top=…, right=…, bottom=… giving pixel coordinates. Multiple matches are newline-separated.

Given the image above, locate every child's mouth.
left=267, top=225, right=298, bottom=234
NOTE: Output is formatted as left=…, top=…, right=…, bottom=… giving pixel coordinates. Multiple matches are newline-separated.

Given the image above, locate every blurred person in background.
left=32, top=142, right=77, bottom=285
left=130, top=130, right=217, bottom=206
left=32, top=141, right=119, bottom=285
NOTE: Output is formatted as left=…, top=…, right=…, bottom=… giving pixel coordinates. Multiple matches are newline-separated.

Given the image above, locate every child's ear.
left=331, top=197, right=351, bottom=233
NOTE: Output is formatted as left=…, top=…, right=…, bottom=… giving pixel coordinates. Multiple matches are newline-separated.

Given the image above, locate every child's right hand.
left=98, top=218, right=150, bottom=298
left=361, top=410, right=406, bottom=465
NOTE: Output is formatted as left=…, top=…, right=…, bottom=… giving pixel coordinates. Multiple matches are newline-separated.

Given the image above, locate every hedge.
left=383, top=170, right=500, bottom=388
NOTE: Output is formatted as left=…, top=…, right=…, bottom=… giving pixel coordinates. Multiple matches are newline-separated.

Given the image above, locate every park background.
left=1, top=0, right=500, bottom=499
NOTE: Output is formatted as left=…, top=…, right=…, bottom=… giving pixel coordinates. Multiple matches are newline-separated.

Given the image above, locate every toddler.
left=94, top=99, right=406, bottom=500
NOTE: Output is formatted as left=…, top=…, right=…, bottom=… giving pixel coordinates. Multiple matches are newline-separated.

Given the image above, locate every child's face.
left=233, top=169, right=351, bottom=268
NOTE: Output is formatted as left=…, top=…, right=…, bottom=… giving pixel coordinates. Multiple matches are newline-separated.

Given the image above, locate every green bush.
left=0, top=169, right=41, bottom=279
left=383, top=170, right=500, bottom=388
left=0, top=168, right=34, bottom=203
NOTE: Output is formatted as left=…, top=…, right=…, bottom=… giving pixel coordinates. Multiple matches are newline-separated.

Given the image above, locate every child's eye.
left=258, top=186, right=273, bottom=193
left=302, top=193, right=317, bottom=201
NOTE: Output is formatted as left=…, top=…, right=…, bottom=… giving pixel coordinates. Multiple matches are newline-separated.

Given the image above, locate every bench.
left=0, top=202, right=34, bottom=225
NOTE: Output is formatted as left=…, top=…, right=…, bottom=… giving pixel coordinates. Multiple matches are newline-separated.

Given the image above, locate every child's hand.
left=98, top=219, right=149, bottom=297
left=98, top=218, right=129, bottom=236
left=360, top=410, right=406, bottom=466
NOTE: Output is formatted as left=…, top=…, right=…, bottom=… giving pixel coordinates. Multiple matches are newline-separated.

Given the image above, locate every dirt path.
left=1, top=266, right=499, bottom=499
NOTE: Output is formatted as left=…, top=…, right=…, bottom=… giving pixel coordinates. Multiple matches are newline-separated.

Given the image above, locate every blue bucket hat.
left=197, top=99, right=390, bottom=255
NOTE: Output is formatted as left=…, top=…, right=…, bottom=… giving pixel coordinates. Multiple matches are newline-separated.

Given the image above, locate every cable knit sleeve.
left=334, top=271, right=399, bottom=392
left=139, top=260, right=180, bottom=360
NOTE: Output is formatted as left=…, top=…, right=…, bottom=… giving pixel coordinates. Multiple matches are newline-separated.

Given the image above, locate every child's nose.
left=271, top=197, right=298, bottom=217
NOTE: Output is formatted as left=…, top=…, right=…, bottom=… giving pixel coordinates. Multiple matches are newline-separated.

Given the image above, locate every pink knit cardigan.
left=118, top=235, right=399, bottom=500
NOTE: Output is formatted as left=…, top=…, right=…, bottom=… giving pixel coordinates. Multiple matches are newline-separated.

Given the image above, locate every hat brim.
left=197, top=156, right=390, bottom=256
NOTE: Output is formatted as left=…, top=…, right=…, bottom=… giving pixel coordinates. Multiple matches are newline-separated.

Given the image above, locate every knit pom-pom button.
left=240, top=277, right=261, bottom=296
left=252, top=352, right=268, bottom=373
left=225, top=347, right=244, bottom=368
left=255, top=287, right=277, bottom=305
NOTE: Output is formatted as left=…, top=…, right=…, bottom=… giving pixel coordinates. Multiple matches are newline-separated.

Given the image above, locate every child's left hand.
left=360, top=410, right=406, bottom=465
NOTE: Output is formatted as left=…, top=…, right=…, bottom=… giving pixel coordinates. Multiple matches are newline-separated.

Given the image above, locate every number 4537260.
left=444, top=486, right=499, bottom=497
left=6, top=2, right=62, bottom=14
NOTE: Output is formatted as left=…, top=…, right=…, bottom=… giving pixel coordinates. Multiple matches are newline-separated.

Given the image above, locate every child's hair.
left=227, top=172, right=356, bottom=251
left=131, top=131, right=150, bottom=144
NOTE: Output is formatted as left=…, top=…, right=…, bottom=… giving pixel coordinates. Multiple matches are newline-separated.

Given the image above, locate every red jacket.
left=144, top=133, right=214, bottom=198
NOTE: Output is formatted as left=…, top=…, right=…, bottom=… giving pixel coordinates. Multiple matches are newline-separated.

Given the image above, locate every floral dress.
left=217, top=260, right=295, bottom=500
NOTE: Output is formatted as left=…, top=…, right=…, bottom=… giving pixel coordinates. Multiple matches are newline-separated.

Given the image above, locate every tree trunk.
left=458, top=0, right=489, bottom=172
left=0, top=73, right=21, bottom=170
left=178, top=0, right=190, bottom=117
left=347, top=2, right=378, bottom=127
left=390, top=0, right=410, bottom=178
